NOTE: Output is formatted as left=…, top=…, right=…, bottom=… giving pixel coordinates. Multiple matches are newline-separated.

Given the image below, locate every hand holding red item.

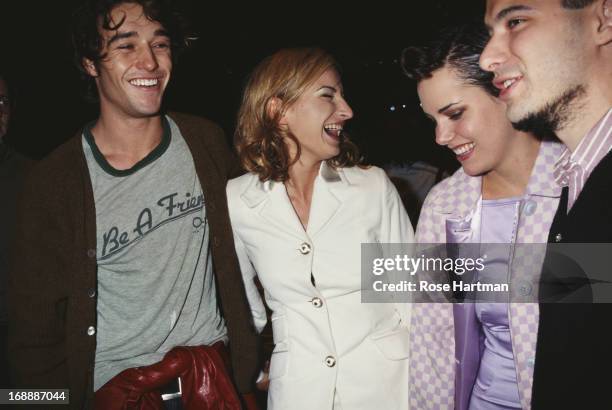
left=95, top=343, right=242, bottom=410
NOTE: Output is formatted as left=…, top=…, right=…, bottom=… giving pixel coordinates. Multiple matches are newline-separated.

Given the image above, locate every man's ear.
left=594, top=0, right=612, bottom=45
left=82, top=58, right=98, bottom=77
left=266, top=97, right=287, bottom=125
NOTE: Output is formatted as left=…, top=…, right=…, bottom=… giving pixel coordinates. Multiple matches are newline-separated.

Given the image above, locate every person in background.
left=402, top=22, right=562, bottom=410
left=384, top=160, right=449, bottom=223
left=227, top=47, right=414, bottom=410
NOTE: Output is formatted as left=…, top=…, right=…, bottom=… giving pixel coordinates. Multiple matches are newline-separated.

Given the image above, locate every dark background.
left=0, top=1, right=485, bottom=172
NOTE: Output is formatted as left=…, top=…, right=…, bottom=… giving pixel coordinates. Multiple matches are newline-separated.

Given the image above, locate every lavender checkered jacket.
left=410, top=141, right=563, bottom=410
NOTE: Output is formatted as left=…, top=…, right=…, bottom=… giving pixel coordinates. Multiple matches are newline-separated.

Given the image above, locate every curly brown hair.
left=72, top=0, right=191, bottom=101
left=235, top=48, right=362, bottom=182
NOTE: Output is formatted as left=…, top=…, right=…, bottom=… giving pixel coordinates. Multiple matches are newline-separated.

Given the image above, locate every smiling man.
left=480, top=0, right=611, bottom=408
left=8, top=1, right=261, bottom=408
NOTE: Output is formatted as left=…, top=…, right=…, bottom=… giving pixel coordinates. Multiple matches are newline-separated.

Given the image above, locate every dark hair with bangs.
left=401, top=22, right=498, bottom=97
left=72, top=0, right=192, bottom=101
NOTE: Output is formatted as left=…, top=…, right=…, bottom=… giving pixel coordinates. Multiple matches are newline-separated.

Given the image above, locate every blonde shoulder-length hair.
left=235, top=47, right=362, bottom=182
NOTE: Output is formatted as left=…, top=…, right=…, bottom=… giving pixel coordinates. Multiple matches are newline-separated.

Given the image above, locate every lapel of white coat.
left=306, top=162, right=343, bottom=238
left=241, top=176, right=308, bottom=242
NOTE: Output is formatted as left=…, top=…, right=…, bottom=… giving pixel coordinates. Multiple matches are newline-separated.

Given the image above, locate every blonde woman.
left=227, top=48, right=414, bottom=410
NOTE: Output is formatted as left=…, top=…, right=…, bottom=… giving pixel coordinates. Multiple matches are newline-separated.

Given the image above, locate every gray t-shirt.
left=83, top=116, right=227, bottom=391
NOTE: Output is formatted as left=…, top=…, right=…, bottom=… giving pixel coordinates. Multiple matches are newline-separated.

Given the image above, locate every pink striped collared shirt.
left=554, top=108, right=612, bottom=211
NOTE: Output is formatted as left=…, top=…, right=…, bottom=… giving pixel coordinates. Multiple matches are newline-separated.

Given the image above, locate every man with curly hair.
left=9, top=1, right=261, bottom=408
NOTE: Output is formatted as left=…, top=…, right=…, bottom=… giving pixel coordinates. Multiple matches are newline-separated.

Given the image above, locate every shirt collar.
left=554, top=107, right=612, bottom=187
left=524, top=140, right=564, bottom=197
left=319, top=161, right=342, bottom=183
left=259, top=161, right=343, bottom=192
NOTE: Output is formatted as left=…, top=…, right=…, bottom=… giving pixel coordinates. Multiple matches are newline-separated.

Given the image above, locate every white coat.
left=227, top=163, right=415, bottom=410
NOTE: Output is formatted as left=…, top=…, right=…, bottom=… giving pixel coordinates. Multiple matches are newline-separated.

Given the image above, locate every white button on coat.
left=299, top=243, right=311, bottom=255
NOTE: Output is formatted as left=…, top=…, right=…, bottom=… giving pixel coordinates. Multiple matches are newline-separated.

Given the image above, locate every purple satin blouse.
left=469, top=197, right=522, bottom=410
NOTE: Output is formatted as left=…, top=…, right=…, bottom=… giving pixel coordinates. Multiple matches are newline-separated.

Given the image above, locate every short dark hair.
left=72, top=0, right=191, bottom=101
left=401, top=22, right=498, bottom=97
left=562, top=0, right=596, bottom=9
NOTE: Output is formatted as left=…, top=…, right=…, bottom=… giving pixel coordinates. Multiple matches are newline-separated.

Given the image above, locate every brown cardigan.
left=8, top=112, right=260, bottom=409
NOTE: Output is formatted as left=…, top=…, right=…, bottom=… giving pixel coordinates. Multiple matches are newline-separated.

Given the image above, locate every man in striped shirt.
left=480, top=1, right=611, bottom=409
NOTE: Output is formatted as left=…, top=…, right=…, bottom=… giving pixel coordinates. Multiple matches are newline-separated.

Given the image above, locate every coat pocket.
left=371, top=327, right=411, bottom=360
left=271, top=315, right=289, bottom=345
left=270, top=315, right=290, bottom=380
left=269, top=350, right=289, bottom=380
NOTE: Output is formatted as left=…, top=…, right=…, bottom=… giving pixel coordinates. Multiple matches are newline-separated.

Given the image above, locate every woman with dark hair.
left=227, top=47, right=414, bottom=410
left=402, top=24, right=562, bottom=410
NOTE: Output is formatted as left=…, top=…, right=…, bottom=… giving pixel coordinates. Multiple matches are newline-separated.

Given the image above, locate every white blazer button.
left=555, top=233, right=563, bottom=242
left=87, top=326, right=96, bottom=336
left=527, top=357, right=535, bottom=368
left=324, top=356, right=336, bottom=367
left=311, top=297, right=323, bottom=308
left=299, top=242, right=312, bottom=255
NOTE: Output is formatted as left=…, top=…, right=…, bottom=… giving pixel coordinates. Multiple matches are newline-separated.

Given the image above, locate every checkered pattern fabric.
left=409, top=302, right=455, bottom=410
left=410, top=141, right=563, bottom=410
